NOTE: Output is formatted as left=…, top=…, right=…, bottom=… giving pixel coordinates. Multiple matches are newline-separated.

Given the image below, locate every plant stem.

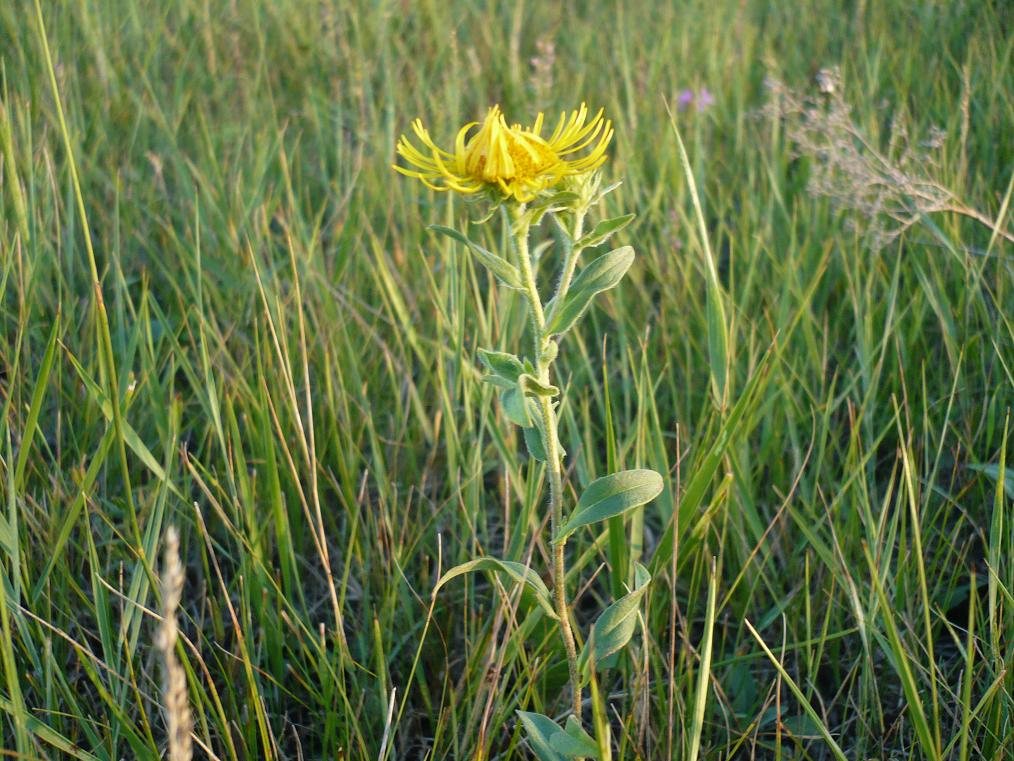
left=539, top=395, right=582, bottom=718
left=510, top=207, right=582, bottom=717
left=512, top=214, right=545, bottom=358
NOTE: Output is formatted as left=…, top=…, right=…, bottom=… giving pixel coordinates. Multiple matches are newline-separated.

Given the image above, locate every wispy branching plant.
left=763, top=68, right=1014, bottom=249
left=395, top=105, right=662, bottom=755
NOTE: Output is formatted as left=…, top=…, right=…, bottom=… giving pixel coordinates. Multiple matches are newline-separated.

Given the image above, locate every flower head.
left=394, top=104, right=613, bottom=202
left=677, top=87, right=715, bottom=113
left=696, top=87, right=715, bottom=112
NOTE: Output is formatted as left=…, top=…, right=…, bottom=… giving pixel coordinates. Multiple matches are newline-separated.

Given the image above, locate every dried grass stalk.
left=158, top=526, right=193, bottom=761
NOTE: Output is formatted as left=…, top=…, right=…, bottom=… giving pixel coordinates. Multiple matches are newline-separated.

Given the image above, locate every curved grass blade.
left=744, top=618, right=849, bottom=761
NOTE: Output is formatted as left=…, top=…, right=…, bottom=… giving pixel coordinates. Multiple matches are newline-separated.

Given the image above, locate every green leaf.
left=580, top=564, right=651, bottom=675
left=429, top=224, right=523, bottom=290
left=523, top=426, right=548, bottom=461
left=551, top=716, right=600, bottom=758
left=434, top=558, right=557, bottom=620
left=545, top=246, right=635, bottom=337
left=577, top=214, right=635, bottom=250
left=478, top=349, right=524, bottom=379
left=517, top=712, right=567, bottom=761
left=501, top=386, right=533, bottom=427
left=519, top=373, right=559, bottom=398
left=518, top=712, right=600, bottom=760
left=478, top=348, right=524, bottom=388
left=556, top=469, right=663, bottom=543
left=523, top=425, right=565, bottom=463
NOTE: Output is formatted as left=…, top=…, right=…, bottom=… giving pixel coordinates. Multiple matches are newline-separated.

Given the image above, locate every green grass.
left=1, top=0, right=1013, bottom=758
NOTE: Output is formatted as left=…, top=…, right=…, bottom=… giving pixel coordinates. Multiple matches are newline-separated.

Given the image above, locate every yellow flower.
left=394, top=104, right=613, bottom=203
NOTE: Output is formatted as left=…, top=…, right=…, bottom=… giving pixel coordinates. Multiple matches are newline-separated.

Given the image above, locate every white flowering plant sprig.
left=395, top=104, right=663, bottom=758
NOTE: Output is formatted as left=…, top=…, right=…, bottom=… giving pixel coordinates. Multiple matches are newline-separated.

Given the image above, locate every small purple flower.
left=696, top=87, right=715, bottom=112
left=676, top=87, right=715, bottom=113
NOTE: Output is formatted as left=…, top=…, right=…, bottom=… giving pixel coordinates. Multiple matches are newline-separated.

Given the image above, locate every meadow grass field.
left=1, top=0, right=1013, bottom=758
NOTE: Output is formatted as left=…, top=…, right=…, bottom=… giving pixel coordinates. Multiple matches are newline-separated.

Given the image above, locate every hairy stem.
left=539, top=395, right=582, bottom=717
left=512, top=214, right=545, bottom=358
left=510, top=207, right=582, bottom=717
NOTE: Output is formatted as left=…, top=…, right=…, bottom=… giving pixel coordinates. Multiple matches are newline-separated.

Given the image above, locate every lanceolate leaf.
left=577, top=213, right=635, bottom=250
left=434, top=558, right=557, bottom=620
left=429, top=224, right=523, bottom=290
left=556, top=469, right=663, bottom=543
left=545, top=247, right=635, bottom=337
left=580, top=564, right=652, bottom=675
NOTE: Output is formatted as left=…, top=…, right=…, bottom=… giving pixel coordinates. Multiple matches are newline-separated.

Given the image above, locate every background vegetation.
left=1, top=0, right=1012, bottom=758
